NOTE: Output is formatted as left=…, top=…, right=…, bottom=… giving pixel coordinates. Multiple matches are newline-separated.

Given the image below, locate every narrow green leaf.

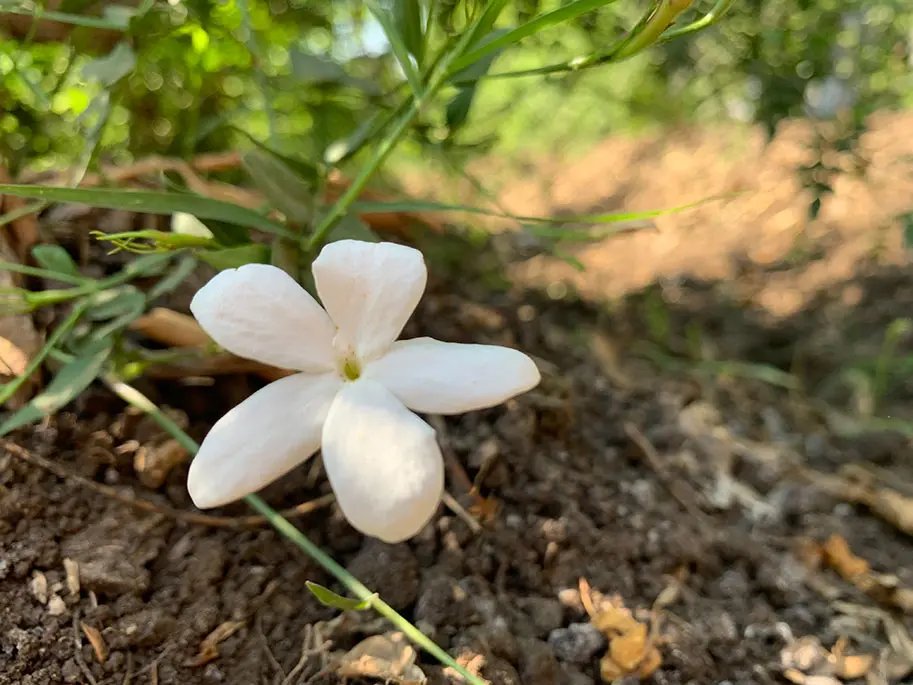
left=0, top=261, right=89, bottom=286
left=394, top=0, right=425, bottom=63
left=326, top=214, right=379, bottom=243
left=0, top=185, right=294, bottom=239
left=0, top=339, right=111, bottom=437
left=148, top=255, right=198, bottom=300
left=82, top=43, right=136, bottom=86
left=349, top=194, right=728, bottom=225
left=0, top=6, right=132, bottom=30
left=241, top=149, right=314, bottom=224
left=368, top=0, right=424, bottom=96
left=449, top=0, right=615, bottom=75
left=446, top=30, right=509, bottom=131
left=305, top=581, right=375, bottom=611
left=30, top=245, right=81, bottom=278
left=86, top=286, right=145, bottom=321
left=198, top=244, right=270, bottom=270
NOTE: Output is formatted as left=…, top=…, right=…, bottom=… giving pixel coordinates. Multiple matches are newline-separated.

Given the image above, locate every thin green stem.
left=103, top=376, right=486, bottom=685
left=306, top=98, right=421, bottom=252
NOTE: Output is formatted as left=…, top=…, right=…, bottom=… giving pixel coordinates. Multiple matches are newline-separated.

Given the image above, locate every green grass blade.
left=448, top=0, right=618, bottom=75
left=0, top=185, right=294, bottom=239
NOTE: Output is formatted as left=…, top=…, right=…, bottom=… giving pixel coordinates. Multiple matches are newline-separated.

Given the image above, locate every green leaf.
left=349, top=194, right=728, bottom=226
left=0, top=185, right=294, bottom=239
left=394, top=0, right=424, bottom=63
left=448, top=0, right=616, bottom=75
left=198, top=244, right=270, bottom=270
left=368, top=0, right=424, bottom=96
left=82, top=43, right=136, bottom=86
left=446, top=30, right=509, bottom=131
left=30, top=245, right=80, bottom=278
left=148, top=255, right=198, bottom=300
left=241, top=149, right=315, bottom=224
left=326, top=214, right=379, bottom=243
left=0, top=5, right=133, bottom=30
left=86, top=286, right=145, bottom=321
left=0, top=339, right=112, bottom=437
left=305, top=582, right=375, bottom=611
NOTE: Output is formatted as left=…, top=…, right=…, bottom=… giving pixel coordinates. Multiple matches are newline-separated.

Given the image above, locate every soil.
left=3, top=116, right=913, bottom=685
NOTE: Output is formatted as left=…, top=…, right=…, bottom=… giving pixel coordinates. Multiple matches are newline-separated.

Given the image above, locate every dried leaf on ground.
left=579, top=578, right=662, bottom=682
left=802, top=467, right=913, bottom=537
left=809, top=534, right=913, bottom=614
left=187, top=620, right=245, bottom=667
left=133, top=438, right=189, bottom=489
left=336, top=632, right=426, bottom=684
left=780, top=635, right=874, bottom=684
left=0, top=232, right=42, bottom=407
left=80, top=622, right=108, bottom=664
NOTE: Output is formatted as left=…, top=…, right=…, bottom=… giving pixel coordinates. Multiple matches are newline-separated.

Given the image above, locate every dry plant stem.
left=104, top=375, right=486, bottom=685
left=0, top=439, right=333, bottom=528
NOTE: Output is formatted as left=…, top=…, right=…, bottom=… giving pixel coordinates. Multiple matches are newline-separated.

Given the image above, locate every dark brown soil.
left=4, top=119, right=913, bottom=683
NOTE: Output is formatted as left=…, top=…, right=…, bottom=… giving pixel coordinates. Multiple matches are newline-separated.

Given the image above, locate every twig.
left=1, top=439, right=334, bottom=528
left=623, top=422, right=715, bottom=531
left=72, top=610, right=99, bottom=685
left=442, top=491, right=483, bottom=533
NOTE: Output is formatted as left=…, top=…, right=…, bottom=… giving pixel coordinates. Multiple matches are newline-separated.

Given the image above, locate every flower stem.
left=103, top=375, right=486, bottom=685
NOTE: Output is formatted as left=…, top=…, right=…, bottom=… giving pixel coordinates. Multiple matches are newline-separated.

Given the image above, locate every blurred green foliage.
left=2, top=0, right=910, bottom=177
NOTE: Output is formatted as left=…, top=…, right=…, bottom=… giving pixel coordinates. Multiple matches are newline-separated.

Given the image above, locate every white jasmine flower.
left=187, top=239, right=540, bottom=542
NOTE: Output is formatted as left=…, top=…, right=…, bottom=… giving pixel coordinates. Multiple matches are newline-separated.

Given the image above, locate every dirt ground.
left=3, top=114, right=913, bottom=685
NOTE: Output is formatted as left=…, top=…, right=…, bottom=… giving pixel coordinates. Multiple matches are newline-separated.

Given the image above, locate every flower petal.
left=188, top=372, right=341, bottom=508
left=321, top=379, right=444, bottom=542
left=312, top=240, right=426, bottom=361
left=191, top=263, right=336, bottom=371
left=365, top=337, right=541, bottom=414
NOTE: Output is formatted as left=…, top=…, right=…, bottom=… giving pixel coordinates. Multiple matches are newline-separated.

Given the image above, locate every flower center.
left=342, top=356, right=361, bottom=381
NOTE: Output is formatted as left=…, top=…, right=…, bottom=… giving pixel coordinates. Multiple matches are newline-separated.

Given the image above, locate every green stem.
left=103, top=376, right=486, bottom=685
left=305, top=98, right=421, bottom=252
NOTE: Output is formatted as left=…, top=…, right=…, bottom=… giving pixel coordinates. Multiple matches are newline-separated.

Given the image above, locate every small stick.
left=72, top=611, right=99, bottom=685
left=442, top=490, right=482, bottom=534
left=624, top=422, right=715, bottom=531
left=2, top=440, right=334, bottom=528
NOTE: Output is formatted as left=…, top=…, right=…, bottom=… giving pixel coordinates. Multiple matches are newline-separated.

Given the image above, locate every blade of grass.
left=447, top=0, right=620, bottom=75
left=0, top=6, right=131, bottom=30
left=0, top=185, right=295, bottom=239
left=368, top=0, right=424, bottom=97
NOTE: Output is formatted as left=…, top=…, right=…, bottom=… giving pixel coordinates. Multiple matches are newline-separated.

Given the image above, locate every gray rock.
left=547, top=622, right=606, bottom=664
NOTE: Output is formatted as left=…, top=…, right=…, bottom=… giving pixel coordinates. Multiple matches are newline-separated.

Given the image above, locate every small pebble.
left=548, top=622, right=606, bottom=664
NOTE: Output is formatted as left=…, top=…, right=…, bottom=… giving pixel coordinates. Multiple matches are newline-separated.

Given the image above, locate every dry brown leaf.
left=188, top=620, right=245, bottom=667
left=822, top=535, right=870, bottom=580
left=581, top=579, right=662, bottom=682
left=0, top=336, right=29, bottom=377
left=80, top=622, right=108, bottom=664
left=816, top=535, right=913, bottom=613
left=610, top=622, right=650, bottom=672
left=133, top=439, right=189, bottom=489
left=337, top=632, right=426, bottom=684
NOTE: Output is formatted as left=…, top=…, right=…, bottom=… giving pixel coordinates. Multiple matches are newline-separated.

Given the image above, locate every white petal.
left=191, top=263, right=336, bottom=372
left=321, top=379, right=444, bottom=542
left=365, top=337, right=541, bottom=415
left=312, top=240, right=426, bottom=361
left=188, top=372, right=341, bottom=508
